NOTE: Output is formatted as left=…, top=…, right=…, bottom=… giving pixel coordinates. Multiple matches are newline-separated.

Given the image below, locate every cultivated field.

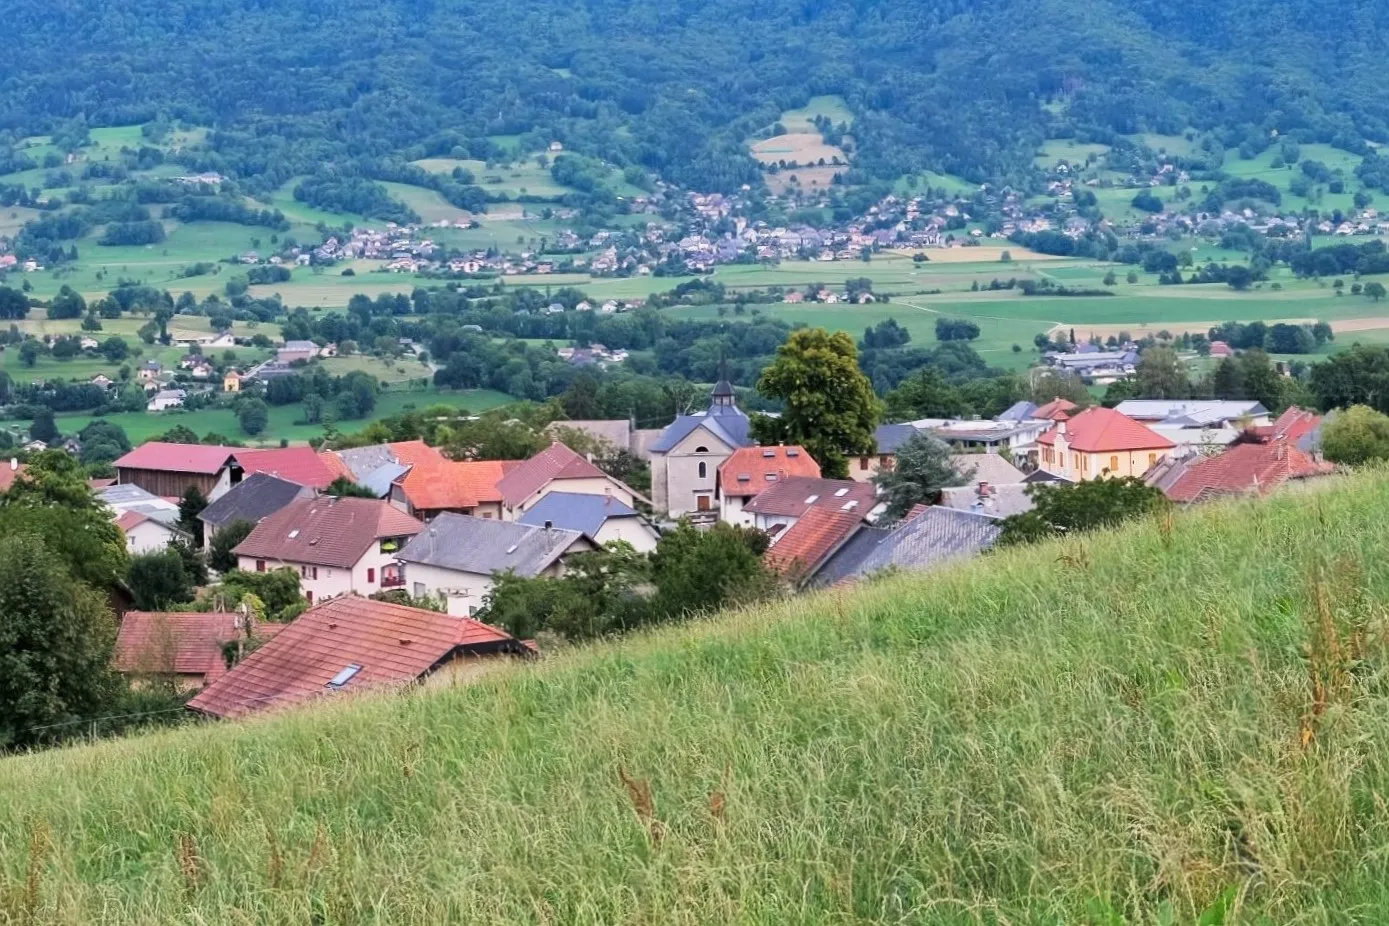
left=4, top=471, right=1389, bottom=921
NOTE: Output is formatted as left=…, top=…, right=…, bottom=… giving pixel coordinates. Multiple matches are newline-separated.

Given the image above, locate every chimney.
left=977, top=480, right=991, bottom=498
left=8, top=458, right=15, bottom=471
left=544, top=519, right=553, bottom=531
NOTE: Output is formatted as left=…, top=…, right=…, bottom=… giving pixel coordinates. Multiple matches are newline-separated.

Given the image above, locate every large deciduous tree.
left=1321, top=405, right=1389, bottom=465
left=875, top=432, right=967, bottom=520
left=997, top=478, right=1168, bottom=546
left=750, top=328, right=879, bottom=478
left=1135, top=347, right=1190, bottom=399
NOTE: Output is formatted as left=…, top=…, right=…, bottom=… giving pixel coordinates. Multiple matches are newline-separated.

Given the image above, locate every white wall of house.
left=403, top=562, right=496, bottom=617
left=507, top=476, right=636, bottom=519
left=236, top=541, right=408, bottom=604
left=593, top=517, right=659, bottom=553
left=720, top=494, right=756, bottom=527
left=657, top=428, right=735, bottom=517
left=754, top=512, right=798, bottom=538
left=122, top=520, right=184, bottom=555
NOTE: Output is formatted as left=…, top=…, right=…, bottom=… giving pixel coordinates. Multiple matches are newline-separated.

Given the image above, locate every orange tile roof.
left=187, top=596, right=527, bottom=718
left=496, top=442, right=608, bottom=507
left=1032, top=398, right=1079, bottom=421
left=1164, top=439, right=1334, bottom=504
left=765, top=507, right=865, bottom=580
left=233, top=497, right=423, bottom=568
left=718, top=445, right=821, bottom=498
left=317, top=451, right=354, bottom=481
left=397, top=459, right=515, bottom=511
left=388, top=440, right=444, bottom=466
left=1037, top=407, right=1175, bottom=453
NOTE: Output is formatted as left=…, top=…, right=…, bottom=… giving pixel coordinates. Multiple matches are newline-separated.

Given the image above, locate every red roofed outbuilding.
left=114, top=610, right=286, bottom=691
left=1037, top=407, right=1175, bottom=481
left=187, top=596, right=531, bottom=718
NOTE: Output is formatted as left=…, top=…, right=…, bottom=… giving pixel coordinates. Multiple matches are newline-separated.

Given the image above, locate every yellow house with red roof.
left=1037, top=407, right=1176, bottom=481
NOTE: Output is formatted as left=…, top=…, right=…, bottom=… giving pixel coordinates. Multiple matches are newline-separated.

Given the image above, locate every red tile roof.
left=496, top=442, right=609, bottom=507
left=233, top=496, right=423, bottom=568
left=743, top=475, right=877, bottom=518
left=235, top=447, right=338, bottom=489
left=1164, top=439, right=1334, bottom=504
left=1037, top=407, right=1176, bottom=453
left=113, top=442, right=238, bottom=475
left=718, top=445, right=822, bottom=498
left=0, top=461, right=25, bottom=491
left=114, top=509, right=169, bottom=533
left=1269, top=406, right=1322, bottom=445
left=387, top=440, right=444, bottom=466
left=1032, top=398, right=1079, bottom=421
left=396, top=459, right=515, bottom=512
left=765, top=507, right=865, bottom=579
left=113, top=611, right=284, bottom=684
left=187, top=596, right=525, bottom=718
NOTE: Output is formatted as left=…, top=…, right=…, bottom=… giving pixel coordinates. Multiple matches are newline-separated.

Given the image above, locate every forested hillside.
left=2, top=0, right=1386, bottom=193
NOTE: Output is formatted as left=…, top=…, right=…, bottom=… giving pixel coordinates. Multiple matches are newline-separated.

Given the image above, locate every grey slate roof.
left=198, top=472, right=311, bottom=528
left=360, top=461, right=410, bottom=498
left=874, top=423, right=917, bottom=455
left=517, top=492, right=641, bottom=540
left=335, top=444, right=399, bottom=481
left=1113, top=400, right=1268, bottom=427
left=998, top=401, right=1039, bottom=422
left=99, top=483, right=167, bottom=508
left=395, top=512, right=585, bottom=577
left=813, top=507, right=1000, bottom=586
left=648, top=406, right=751, bottom=454
left=938, top=483, right=1034, bottom=519
left=951, top=453, right=1027, bottom=485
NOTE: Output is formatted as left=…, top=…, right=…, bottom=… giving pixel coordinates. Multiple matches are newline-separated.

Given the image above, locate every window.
left=326, top=664, right=362, bottom=689
left=694, top=446, right=709, bottom=454
left=413, top=582, right=426, bottom=598
left=1109, top=455, right=1119, bottom=473
left=1149, top=453, right=1158, bottom=467
left=312, top=567, right=319, bottom=580
left=301, top=565, right=310, bottom=578
left=859, top=456, right=870, bottom=469
left=367, top=567, right=376, bottom=584
left=256, top=560, right=266, bottom=573
left=305, top=590, right=314, bottom=604
left=698, top=461, right=707, bottom=479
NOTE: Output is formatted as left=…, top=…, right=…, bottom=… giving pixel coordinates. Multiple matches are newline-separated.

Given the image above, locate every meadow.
left=3, top=471, right=1389, bottom=922
left=51, top=387, right=515, bottom=446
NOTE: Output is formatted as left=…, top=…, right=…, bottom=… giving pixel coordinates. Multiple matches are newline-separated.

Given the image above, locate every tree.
left=874, top=432, right=968, bottom=520
left=100, top=336, right=130, bottom=362
left=78, top=419, right=131, bottom=466
left=18, top=339, right=41, bottom=367
left=325, top=475, right=378, bottom=498
left=29, top=408, right=58, bottom=444
left=208, top=520, right=256, bottom=573
left=178, top=485, right=209, bottom=547
left=884, top=368, right=967, bottom=420
left=1135, top=347, right=1190, bottom=399
left=46, top=285, right=86, bottom=320
left=237, top=398, right=269, bottom=436
left=1365, top=282, right=1386, bottom=302
left=1102, top=271, right=1117, bottom=286
left=0, top=533, right=121, bottom=749
left=935, top=317, right=982, bottom=341
left=0, top=285, right=30, bottom=320
left=127, top=549, right=197, bottom=610
left=158, top=425, right=201, bottom=444
left=1028, top=371, right=1090, bottom=407
left=649, top=521, right=773, bottom=620
left=208, top=568, right=305, bottom=622
left=750, top=328, right=879, bottom=478
left=1321, top=405, right=1389, bottom=465
left=1237, top=350, right=1286, bottom=412
left=997, top=478, right=1168, bottom=545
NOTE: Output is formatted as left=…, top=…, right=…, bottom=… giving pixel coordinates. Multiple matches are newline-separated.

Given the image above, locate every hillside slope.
left=5, top=473, right=1389, bottom=922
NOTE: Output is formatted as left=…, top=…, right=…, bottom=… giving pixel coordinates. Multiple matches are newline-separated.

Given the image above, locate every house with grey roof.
left=394, top=513, right=595, bottom=616
left=517, top=492, right=658, bottom=553
left=1113, top=400, right=1270, bottom=429
left=197, top=472, right=314, bottom=550
left=812, top=506, right=1001, bottom=587
left=850, top=422, right=918, bottom=483
left=647, top=379, right=753, bottom=517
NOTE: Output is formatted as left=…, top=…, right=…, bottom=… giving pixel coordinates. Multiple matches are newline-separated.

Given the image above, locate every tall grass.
left=4, top=472, right=1389, bottom=923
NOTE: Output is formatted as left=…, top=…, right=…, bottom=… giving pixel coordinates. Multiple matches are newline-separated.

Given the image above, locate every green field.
left=51, top=387, right=515, bottom=445
left=380, top=182, right=473, bottom=224
left=774, top=94, right=854, bottom=132
left=5, top=468, right=1389, bottom=921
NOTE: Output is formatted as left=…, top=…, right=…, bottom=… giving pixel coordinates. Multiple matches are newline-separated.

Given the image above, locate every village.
left=90, top=367, right=1335, bottom=720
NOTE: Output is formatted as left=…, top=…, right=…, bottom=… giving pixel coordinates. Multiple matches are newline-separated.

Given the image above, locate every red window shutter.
left=256, top=560, right=266, bottom=573
left=367, top=567, right=375, bottom=584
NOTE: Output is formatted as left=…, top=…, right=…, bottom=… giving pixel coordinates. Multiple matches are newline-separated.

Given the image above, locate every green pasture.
left=775, top=95, right=854, bottom=132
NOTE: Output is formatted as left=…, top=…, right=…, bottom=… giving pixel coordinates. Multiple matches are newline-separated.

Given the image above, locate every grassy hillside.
left=5, top=472, right=1389, bottom=922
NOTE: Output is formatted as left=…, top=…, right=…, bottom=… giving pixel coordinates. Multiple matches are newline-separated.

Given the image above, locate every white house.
left=232, top=496, right=423, bottom=605
left=395, top=513, right=594, bottom=616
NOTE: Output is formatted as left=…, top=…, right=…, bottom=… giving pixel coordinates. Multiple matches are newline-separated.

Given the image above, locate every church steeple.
left=710, top=358, right=736, bottom=412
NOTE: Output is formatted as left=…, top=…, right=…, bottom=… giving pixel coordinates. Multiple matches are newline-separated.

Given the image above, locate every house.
left=277, top=340, right=319, bottom=364
left=1147, top=409, right=1334, bottom=503
left=1031, top=398, right=1079, bottom=421
left=1037, top=407, right=1176, bottom=481
left=390, top=458, right=514, bottom=520
left=1209, top=341, right=1234, bottom=359
left=394, top=513, right=594, bottom=616
left=113, top=610, right=285, bottom=691
left=743, top=475, right=878, bottom=539
left=496, top=442, right=645, bottom=519
left=951, top=452, right=1027, bottom=486
left=0, top=458, right=25, bottom=491
left=113, top=443, right=240, bottom=500
left=647, top=379, right=753, bottom=517
left=763, top=507, right=868, bottom=585
left=223, top=371, right=242, bottom=393
left=938, top=480, right=1035, bottom=518
left=235, top=446, right=339, bottom=491
left=186, top=596, right=531, bottom=718
left=146, top=388, right=187, bottom=412
left=197, top=472, right=314, bottom=550
left=324, top=440, right=444, bottom=496
left=717, top=445, right=821, bottom=526
left=90, top=374, right=113, bottom=389
left=543, top=419, right=664, bottom=459
left=812, top=506, right=1001, bottom=586
left=1113, top=400, right=1270, bottom=429
left=115, top=508, right=190, bottom=554
left=232, top=497, right=424, bottom=604
left=137, top=361, right=163, bottom=382
left=518, top=492, right=659, bottom=553
left=850, top=423, right=916, bottom=483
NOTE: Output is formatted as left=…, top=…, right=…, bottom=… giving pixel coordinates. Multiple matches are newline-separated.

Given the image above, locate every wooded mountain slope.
left=4, top=471, right=1389, bottom=922
left=2, top=0, right=1386, bottom=191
